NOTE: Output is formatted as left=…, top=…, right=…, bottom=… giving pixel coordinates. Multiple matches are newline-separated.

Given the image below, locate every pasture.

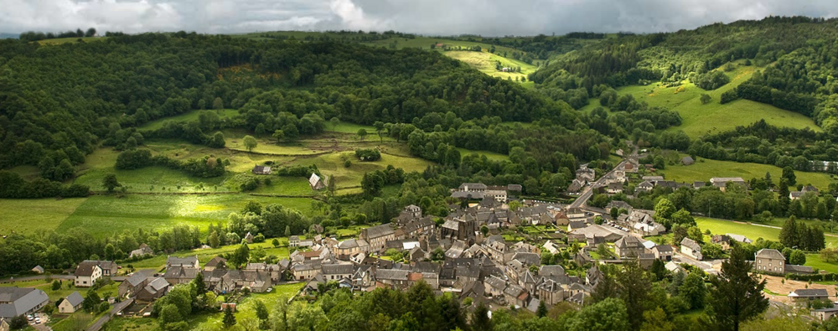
left=456, top=148, right=509, bottom=161
left=0, top=198, right=87, bottom=236
left=128, top=241, right=292, bottom=270
left=581, top=62, right=820, bottom=138
left=445, top=51, right=537, bottom=84
left=661, top=156, right=835, bottom=191
left=187, top=282, right=305, bottom=330
left=56, top=194, right=314, bottom=238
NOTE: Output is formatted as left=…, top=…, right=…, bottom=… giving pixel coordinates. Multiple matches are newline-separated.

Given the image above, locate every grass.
left=189, top=282, right=305, bottom=330
left=456, top=148, right=509, bottom=161
left=661, top=156, right=835, bottom=191
left=583, top=61, right=820, bottom=138
left=444, top=51, right=537, bottom=84
left=128, top=241, right=291, bottom=269
left=138, top=109, right=239, bottom=131
left=0, top=198, right=87, bottom=236
left=56, top=195, right=314, bottom=238
left=324, top=122, right=377, bottom=134
left=804, top=253, right=838, bottom=274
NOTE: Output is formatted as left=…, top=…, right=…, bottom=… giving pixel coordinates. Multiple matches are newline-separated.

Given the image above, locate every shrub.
left=355, top=149, right=381, bottom=161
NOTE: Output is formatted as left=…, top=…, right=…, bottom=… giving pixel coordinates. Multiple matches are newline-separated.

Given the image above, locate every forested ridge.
left=0, top=33, right=583, bottom=193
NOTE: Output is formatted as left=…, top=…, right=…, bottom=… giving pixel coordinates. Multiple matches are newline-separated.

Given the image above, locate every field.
left=55, top=194, right=313, bottom=238
left=128, top=241, right=292, bottom=270
left=582, top=62, right=820, bottom=138
left=0, top=198, right=87, bottom=236
left=138, top=109, right=239, bottom=131
left=661, top=156, right=836, bottom=191
left=187, top=282, right=306, bottom=330
left=445, top=51, right=537, bottom=86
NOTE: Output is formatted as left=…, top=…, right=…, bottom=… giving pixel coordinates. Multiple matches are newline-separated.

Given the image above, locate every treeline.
left=115, top=149, right=227, bottom=178
left=0, top=171, right=89, bottom=199
left=18, top=28, right=96, bottom=42
left=0, top=225, right=201, bottom=275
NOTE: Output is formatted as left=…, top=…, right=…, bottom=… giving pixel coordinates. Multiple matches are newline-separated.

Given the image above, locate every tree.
left=243, top=135, right=257, bottom=152
left=254, top=300, right=269, bottom=328
left=212, top=97, right=224, bottom=110
left=700, top=93, right=712, bottom=104
left=472, top=301, right=492, bottom=331
left=223, top=304, right=237, bottom=328
left=229, top=242, right=250, bottom=267
left=85, top=28, right=97, bottom=37
left=679, top=271, right=706, bottom=309
left=655, top=198, right=677, bottom=228
left=783, top=166, right=797, bottom=186
left=52, top=280, right=61, bottom=291
left=272, top=130, right=284, bottom=144
left=192, top=272, right=207, bottom=295
left=641, top=307, right=675, bottom=331
left=708, top=246, right=769, bottom=331
left=536, top=299, right=548, bottom=317
left=284, top=225, right=291, bottom=238
left=618, top=260, right=651, bottom=330
left=330, top=117, right=341, bottom=129
left=9, top=315, right=28, bottom=330
left=670, top=209, right=696, bottom=227
left=357, top=129, right=368, bottom=141
left=208, top=231, right=220, bottom=248
left=789, top=250, right=806, bottom=265
left=82, top=291, right=101, bottom=312
left=779, top=216, right=800, bottom=248
left=272, top=238, right=280, bottom=248
left=103, top=174, right=121, bottom=193
left=567, top=297, right=630, bottom=331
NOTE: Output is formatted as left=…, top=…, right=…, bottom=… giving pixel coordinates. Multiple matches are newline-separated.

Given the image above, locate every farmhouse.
left=58, top=292, right=83, bottom=313
left=74, top=261, right=103, bottom=287
left=710, top=177, right=746, bottom=191
left=755, top=249, right=785, bottom=274
left=309, top=173, right=326, bottom=190
left=614, top=236, right=645, bottom=258
left=167, top=256, right=199, bottom=269
left=137, top=278, right=170, bottom=301
left=680, top=238, right=702, bottom=260
left=251, top=165, right=271, bottom=175
left=359, top=224, right=397, bottom=252
left=0, top=287, right=49, bottom=318
left=119, top=269, right=156, bottom=298
left=788, top=288, right=829, bottom=302
left=812, top=307, right=838, bottom=321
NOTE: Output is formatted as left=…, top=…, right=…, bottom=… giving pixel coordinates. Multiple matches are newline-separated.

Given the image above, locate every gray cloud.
left=1, top=0, right=837, bottom=36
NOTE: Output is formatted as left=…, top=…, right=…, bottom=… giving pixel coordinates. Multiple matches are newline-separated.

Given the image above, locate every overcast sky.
left=2, top=0, right=838, bottom=36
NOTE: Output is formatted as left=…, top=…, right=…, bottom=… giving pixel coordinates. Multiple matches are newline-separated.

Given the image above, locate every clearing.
left=661, top=156, right=835, bottom=191
left=0, top=198, right=87, bottom=236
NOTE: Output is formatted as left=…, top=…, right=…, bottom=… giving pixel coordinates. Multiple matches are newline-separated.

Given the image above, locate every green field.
left=582, top=62, right=820, bottom=138
left=661, top=156, right=835, bottom=191
left=445, top=51, right=537, bottom=85
left=128, top=241, right=292, bottom=270
left=0, top=198, right=87, bottom=236
left=456, top=148, right=509, bottom=161
left=56, top=194, right=313, bottom=238
left=138, top=109, right=239, bottom=131
left=188, top=282, right=305, bottom=330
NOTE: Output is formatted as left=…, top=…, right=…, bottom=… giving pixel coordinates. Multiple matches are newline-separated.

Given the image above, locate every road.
left=88, top=298, right=134, bottom=331
left=569, top=159, right=627, bottom=210
left=0, top=275, right=74, bottom=284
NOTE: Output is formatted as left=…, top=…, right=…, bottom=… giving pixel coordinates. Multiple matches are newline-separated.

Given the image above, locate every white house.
left=58, top=292, right=84, bottom=313
left=74, top=261, right=102, bottom=287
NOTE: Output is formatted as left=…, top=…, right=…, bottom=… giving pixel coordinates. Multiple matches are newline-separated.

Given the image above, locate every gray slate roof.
left=0, top=287, right=49, bottom=318
left=65, top=292, right=84, bottom=307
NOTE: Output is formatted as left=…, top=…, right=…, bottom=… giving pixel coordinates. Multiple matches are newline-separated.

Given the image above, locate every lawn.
left=445, top=51, right=537, bottom=83
left=661, top=156, right=835, bottom=191
left=323, top=122, right=377, bottom=134
left=56, top=195, right=314, bottom=238
left=128, top=241, right=291, bottom=270
left=189, top=282, right=305, bottom=330
left=804, top=253, right=838, bottom=274
left=138, top=109, right=239, bottom=131
left=0, top=198, right=87, bottom=236
left=582, top=61, right=820, bottom=138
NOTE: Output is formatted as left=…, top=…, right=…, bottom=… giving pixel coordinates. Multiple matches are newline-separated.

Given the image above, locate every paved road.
left=569, top=159, right=627, bottom=209
left=0, top=275, right=74, bottom=283
left=88, top=298, right=134, bottom=331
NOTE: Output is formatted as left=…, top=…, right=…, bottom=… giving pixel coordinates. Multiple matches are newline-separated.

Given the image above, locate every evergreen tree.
left=779, top=216, right=799, bottom=248
left=223, top=304, right=237, bottom=328
left=472, top=301, right=493, bottom=331
left=618, top=260, right=651, bottom=330
left=192, top=272, right=206, bottom=296
left=679, top=271, right=706, bottom=310
left=708, top=246, right=769, bottom=331
left=536, top=300, right=548, bottom=317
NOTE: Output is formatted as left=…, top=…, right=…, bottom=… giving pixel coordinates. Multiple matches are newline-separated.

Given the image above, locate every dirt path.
left=761, top=274, right=837, bottom=304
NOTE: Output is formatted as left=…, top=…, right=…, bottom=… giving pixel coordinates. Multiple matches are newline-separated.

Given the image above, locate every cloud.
left=1, top=0, right=837, bottom=35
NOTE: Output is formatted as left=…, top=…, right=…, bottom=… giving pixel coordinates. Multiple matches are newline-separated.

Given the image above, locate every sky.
left=1, top=0, right=838, bottom=36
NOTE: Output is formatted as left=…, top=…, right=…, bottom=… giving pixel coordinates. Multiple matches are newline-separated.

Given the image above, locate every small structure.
left=711, top=235, right=731, bottom=251
left=680, top=238, right=702, bottom=260
left=251, top=165, right=272, bottom=175
left=31, top=266, right=44, bottom=274
left=244, top=232, right=254, bottom=244
left=812, top=307, right=838, bottom=321
left=58, top=292, right=84, bottom=313
left=754, top=249, right=785, bottom=274
left=788, top=288, right=829, bottom=302
left=309, top=173, right=326, bottom=190
left=681, top=156, right=695, bottom=165
left=130, top=244, right=154, bottom=258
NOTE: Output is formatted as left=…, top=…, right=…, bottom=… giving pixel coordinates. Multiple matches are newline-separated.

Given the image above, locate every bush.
left=344, top=160, right=351, bottom=168
left=355, top=149, right=381, bottom=161
left=695, top=71, right=730, bottom=90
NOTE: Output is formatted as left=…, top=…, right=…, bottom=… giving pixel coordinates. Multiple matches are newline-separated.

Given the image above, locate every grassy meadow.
left=138, top=109, right=239, bottom=131
left=0, top=198, right=87, bottom=236
left=445, top=51, right=537, bottom=85
left=661, top=156, right=836, bottom=191
left=581, top=61, right=820, bottom=138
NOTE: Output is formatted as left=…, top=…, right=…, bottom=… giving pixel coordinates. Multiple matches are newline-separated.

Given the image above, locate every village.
left=2, top=152, right=835, bottom=331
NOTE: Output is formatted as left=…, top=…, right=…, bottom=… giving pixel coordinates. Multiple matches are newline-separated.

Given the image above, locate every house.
left=74, top=261, right=102, bottom=287
left=119, top=269, right=155, bottom=298
left=251, top=165, right=271, bottom=175
left=309, top=173, right=325, bottom=190
left=636, top=181, right=654, bottom=193
left=459, top=183, right=488, bottom=192
left=693, top=181, right=706, bottom=189
left=244, top=232, right=254, bottom=243
left=167, top=256, right=199, bottom=269
left=137, top=278, right=170, bottom=301
left=754, top=249, right=785, bottom=274
left=359, top=224, right=396, bottom=252
left=681, top=156, right=695, bottom=165
left=711, top=235, right=731, bottom=250
left=607, top=182, right=623, bottom=194
left=726, top=233, right=752, bottom=244
left=567, top=179, right=586, bottom=193
left=204, top=257, right=227, bottom=271
left=484, top=276, right=507, bottom=297
left=788, top=288, right=829, bottom=302
left=58, top=292, right=84, bottom=313
left=614, top=236, right=645, bottom=258
left=376, top=269, right=410, bottom=290
left=0, top=287, right=49, bottom=318
left=605, top=201, right=632, bottom=214
left=130, top=244, right=154, bottom=258
left=321, top=263, right=355, bottom=281
left=568, top=220, right=587, bottom=232
left=710, top=177, right=746, bottom=191
left=790, top=186, right=818, bottom=200
left=642, top=176, right=664, bottom=184
left=812, top=307, right=838, bottom=321
left=576, top=168, right=595, bottom=182
left=31, top=266, right=44, bottom=274
left=503, top=284, right=528, bottom=308
left=289, top=236, right=300, bottom=247
left=680, top=238, right=702, bottom=260
left=163, top=266, right=200, bottom=285
left=654, top=245, right=673, bottom=261
left=0, top=318, right=8, bottom=331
